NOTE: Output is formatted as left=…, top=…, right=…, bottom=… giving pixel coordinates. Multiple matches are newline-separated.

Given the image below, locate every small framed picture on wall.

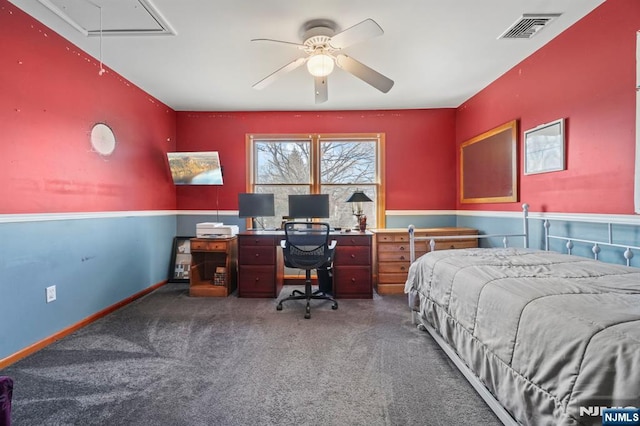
left=168, top=236, right=193, bottom=283
left=524, top=118, right=566, bottom=175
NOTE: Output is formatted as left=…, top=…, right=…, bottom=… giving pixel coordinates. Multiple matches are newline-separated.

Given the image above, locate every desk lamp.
left=346, top=190, right=372, bottom=231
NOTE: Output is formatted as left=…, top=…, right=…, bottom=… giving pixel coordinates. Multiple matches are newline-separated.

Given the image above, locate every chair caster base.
left=276, top=304, right=283, bottom=311
left=331, top=303, right=338, bottom=310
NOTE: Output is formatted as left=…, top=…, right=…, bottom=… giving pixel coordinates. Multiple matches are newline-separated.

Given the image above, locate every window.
left=246, top=133, right=385, bottom=229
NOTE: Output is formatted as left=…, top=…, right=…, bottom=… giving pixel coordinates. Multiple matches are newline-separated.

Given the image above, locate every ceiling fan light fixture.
left=307, top=53, right=334, bottom=77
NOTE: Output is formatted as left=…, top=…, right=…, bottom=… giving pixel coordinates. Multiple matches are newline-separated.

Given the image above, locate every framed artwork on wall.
left=460, top=120, right=518, bottom=203
left=524, top=118, right=566, bottom=175
left=168, top=236, right=193, bottom=283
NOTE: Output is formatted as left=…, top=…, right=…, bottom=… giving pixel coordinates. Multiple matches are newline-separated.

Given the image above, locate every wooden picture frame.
left=460, top=120, right=518, bottom=204
left=168, top=236, right=193, bottom=283
left=524, top=118, right=565, bottom=175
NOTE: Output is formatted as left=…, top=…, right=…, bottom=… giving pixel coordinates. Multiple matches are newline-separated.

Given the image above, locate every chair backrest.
left=282, top=222, right=333, bottom=270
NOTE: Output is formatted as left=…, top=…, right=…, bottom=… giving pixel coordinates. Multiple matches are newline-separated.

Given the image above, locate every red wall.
left=0, top=0, right=177, bottom=214
left=175, top=109, right=456, bottom=211
left=5, top=0, right=637, bottom=216
left=456, top=0, right=639, bottom=214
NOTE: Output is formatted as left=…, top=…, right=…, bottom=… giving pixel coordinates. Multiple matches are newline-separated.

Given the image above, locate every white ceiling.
left=9, top=0, right=605, bottom=112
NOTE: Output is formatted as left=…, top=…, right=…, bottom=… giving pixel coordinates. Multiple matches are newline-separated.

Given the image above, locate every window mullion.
left=311, top=134, right=321, bottom=194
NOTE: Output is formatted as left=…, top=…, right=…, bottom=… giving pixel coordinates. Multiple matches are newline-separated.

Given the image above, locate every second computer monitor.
left=288, top=194, right=330, bottom=219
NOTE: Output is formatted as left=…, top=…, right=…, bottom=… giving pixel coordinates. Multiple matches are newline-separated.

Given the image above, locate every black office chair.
left=276, top=222, right=338, bottom=319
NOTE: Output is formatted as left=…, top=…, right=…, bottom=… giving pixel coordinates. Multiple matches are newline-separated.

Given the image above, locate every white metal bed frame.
left=406, top=203, right=640, bottom=426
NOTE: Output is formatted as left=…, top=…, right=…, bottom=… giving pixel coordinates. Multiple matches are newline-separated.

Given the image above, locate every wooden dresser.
left=372, top=227, right=478, bottom=295
left=189, top=237, right=237, bottom=297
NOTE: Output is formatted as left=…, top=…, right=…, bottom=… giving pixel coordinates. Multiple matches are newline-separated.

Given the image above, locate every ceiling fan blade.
left=251, top=38, right=306, bottom=49
left=335, top=54, right=394, bottom=93
left=252, top=57, right=307, bottom=90
left=314, top=76, right=328, bottom=104
left=329, top=19, right=383, bottom=50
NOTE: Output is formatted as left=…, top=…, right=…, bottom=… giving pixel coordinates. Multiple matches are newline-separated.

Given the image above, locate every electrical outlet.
left=46, top=285, right=56, bottom=303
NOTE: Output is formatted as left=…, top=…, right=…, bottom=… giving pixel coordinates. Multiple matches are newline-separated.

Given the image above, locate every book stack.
left=214, top=267, right=227, bottom=286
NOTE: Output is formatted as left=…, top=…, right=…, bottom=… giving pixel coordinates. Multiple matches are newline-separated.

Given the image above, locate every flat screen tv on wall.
left=167, top=152, right=223, bottom=185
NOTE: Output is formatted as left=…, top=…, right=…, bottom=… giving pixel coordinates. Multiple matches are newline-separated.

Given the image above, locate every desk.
left=238, top=230, right=373, bottom=299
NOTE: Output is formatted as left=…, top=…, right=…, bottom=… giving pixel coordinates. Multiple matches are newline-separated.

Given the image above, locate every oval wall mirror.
left=90, top=123, right=116, bottom=156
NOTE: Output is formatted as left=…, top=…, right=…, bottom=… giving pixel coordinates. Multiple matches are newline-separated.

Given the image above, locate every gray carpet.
left=1, top=284, right=501, bottom=425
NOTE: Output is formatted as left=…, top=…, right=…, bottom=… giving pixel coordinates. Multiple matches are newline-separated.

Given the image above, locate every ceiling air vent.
left=499, top=13, right=561, bottom=39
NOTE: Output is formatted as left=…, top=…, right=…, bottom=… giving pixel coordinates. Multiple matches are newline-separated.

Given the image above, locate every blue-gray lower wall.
left=3, top=209, right=638, bottom=362
left=0, top=213, right=176, bottom=361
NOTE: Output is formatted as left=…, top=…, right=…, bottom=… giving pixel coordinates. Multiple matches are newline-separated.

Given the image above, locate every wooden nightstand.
left=372, top=227, right=478, bottom=295
left=189, top=237, right=238, bottom=297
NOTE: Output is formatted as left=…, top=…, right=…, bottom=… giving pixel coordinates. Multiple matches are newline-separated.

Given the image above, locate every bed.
left=404, top=206, right=640, bottom=426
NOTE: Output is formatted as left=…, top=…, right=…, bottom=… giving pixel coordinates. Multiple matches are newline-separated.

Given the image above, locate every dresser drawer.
left=334, top=246, right=370, bottom=265
left=238, top=246, right=275, bottom=265
left=430, top=240, right=478, bottom=251
left=191, top=240, right=229, bottom=251
left=378, top=251, right=417, bottom=262
left=378, top=272, right=409, bottom=284
left=377, top=242, right=411, bottom=252
left=378, top=262, right=411, bottom=274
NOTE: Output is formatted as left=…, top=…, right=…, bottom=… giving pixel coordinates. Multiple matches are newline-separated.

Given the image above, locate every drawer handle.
left=255, top=253, right=260, bottom=257
left=400, top=246, right=405, bottom=251
left=400, top=255, right=405, bottom=260
left=351, top=278, right=356, bottom=282
left=350, top=254, right=356, bottom=259
left=400, top=266, right=406, bottom=271
left=255, top=277, right=260, bottom=281
left=449, top=245, right=455, bottom=249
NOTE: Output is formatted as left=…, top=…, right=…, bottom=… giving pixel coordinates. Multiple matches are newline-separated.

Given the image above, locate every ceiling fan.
left=251, top=18, right=394, bottom=104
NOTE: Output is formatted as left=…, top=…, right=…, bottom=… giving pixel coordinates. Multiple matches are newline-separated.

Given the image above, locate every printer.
left=196, top=222, right=239, bottom=237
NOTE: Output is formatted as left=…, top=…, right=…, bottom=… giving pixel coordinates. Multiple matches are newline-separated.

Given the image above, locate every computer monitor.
left=288, top=194, right=330, bottom=219
left=238, top=193, right=275, bottom=229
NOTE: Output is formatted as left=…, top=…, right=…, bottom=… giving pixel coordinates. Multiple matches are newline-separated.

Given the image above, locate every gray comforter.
left=404, top=247, right=640, bottom=426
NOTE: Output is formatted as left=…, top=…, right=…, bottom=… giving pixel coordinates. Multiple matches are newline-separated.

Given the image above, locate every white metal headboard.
left=544, top=219, right=639, bottom=266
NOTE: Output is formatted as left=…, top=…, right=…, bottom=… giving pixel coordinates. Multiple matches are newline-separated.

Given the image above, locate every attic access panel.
left=38, top=0, right=175, bottom=36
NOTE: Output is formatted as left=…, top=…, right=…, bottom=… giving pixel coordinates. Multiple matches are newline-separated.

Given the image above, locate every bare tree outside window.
left=248, top=134, right=384, bottom=229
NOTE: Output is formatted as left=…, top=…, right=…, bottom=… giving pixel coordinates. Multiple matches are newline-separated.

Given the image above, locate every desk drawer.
left=335, top=234, right=370, bottom=246
left=335, top=267, right=372, bottom=297
left=334, top=246, right=370, bottom=265
left=239, top=247, right=275, bottom=265
left=238, top=266, right=275, bottom=297
left=191, top=240, right=228, bottom=251
left=238, top=235, right=277, bottom=246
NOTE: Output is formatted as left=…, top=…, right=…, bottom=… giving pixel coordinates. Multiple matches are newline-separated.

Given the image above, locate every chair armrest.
left=280, top=240, right=287, bottom=249
left=329, top=240, right=337, bottom=249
